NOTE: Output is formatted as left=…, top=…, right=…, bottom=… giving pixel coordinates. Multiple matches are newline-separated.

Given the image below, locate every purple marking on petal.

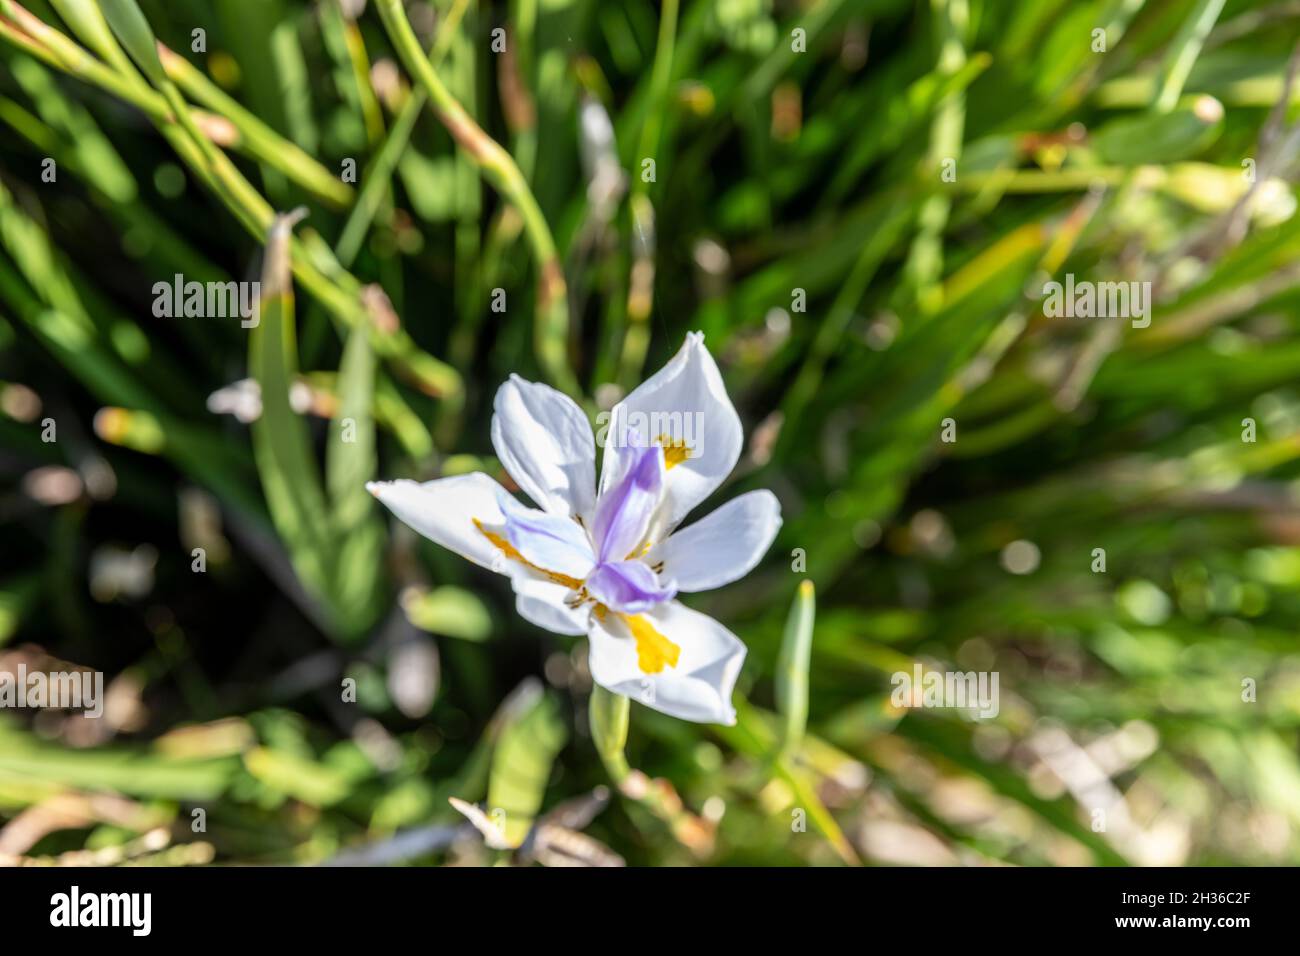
left=495, top=490, right=595, bottom=579
left=585, top=560, right=677, bottom=614
left=591, top=442, right=665, bottom=563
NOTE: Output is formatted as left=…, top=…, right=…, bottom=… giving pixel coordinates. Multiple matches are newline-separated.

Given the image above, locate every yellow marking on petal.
left=473, top=518, right=585, bottom=590
left=625, top=541, right=653, bottom=560
left=618, top=612, right=680, bottom=674
left=655, top=434, right=692, bottom=470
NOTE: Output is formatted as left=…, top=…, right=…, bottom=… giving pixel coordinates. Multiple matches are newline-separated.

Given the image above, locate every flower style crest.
left=367, top=333, right=782, bottom=724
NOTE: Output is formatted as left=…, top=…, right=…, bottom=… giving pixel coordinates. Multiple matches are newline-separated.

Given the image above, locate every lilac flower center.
left=497, top=440, right=677, bottom=613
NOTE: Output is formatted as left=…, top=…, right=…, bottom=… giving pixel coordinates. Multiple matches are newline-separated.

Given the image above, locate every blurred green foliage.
left=1, top=0, right=1300, bottom=866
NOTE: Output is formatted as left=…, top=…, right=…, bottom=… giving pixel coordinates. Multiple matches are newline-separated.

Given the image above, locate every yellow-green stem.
left=589, top=684, right=630, bottom=781
left=374, top=0, right=576, bottom=395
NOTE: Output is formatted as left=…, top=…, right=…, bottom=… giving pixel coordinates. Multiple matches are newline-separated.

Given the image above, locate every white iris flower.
left=368, top=333, right=782, bottom=724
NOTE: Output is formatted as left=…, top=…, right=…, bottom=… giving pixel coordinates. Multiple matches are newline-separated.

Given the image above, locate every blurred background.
left=2, top=0, right=1300, bottom=866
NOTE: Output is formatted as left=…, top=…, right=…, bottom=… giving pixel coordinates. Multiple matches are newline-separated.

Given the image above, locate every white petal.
left=587, top=600, right=746, bottom=725
left=492, top=374, right=596, bottom=518
left=600, top=332, right=743, bottom=531
left=367, top=474, right=513, bottom=573
left=644, top=490, right=781, bottom=593
left=512, top=575, right=589, bottom=636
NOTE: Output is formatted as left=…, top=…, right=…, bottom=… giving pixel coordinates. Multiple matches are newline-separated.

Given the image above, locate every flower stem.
left=2, top=1, right=346, bottom=207
left=775, top=580, right=815, bottom=757
left=0, top=1, right=461, bottom=405
left=334, top=0, right=470, bottom=267
left=157, top=43, right=352, bottom=208
left=374, top=0, right=577, bottom=396
left=588, top=685, right=714, bottom=856
left=615, top=0, right=678, bottom=389
left=589, top=684, right=631, bottom=781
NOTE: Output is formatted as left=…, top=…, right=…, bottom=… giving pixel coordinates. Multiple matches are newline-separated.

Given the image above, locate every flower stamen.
left=565, top=587, right=596, bottom=609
